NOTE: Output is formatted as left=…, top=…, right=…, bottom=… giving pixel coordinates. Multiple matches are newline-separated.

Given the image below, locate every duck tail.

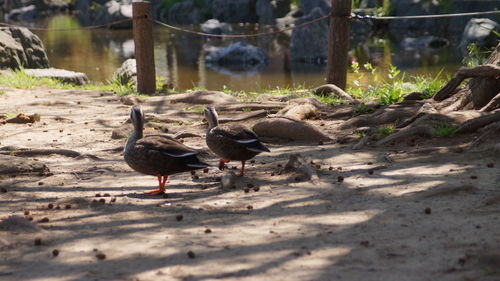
left=245, top=141, right=270, bottom=153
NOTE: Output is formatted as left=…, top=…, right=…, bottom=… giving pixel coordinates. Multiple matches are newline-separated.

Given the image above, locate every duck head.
left=204, top=106, right=219, bottom=129
left=130, top=105, right=144, bottom=138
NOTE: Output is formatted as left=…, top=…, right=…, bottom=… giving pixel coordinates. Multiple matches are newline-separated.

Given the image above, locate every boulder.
left=114, top=59, right=137, bottom=86
left=400, top=36, right=449, bottom=50
left=201, top=19, right=232, bottom=35
left=205, top=42, right=268, bottom=71
left=388, top=0, right=441, bottom=34
left=9, top=27, right=49, bottom=69
left=6, top=4, right=37, bottom=21
left=256, top=0, right=291, bottom=24
left=212, top=0, right=258, bottom=23
left=459, top=18, right=500, bottom=54
left=92, top=0, right=132, bottom=29
left=298, top=0, right=330, bottom=15
left=24, top=68, right=89, bottom=85
left=290, top=7, right=329, bottom=63
left=0, top=27, right=49, bottom=70
left=168, top=0, right=202, bottom=24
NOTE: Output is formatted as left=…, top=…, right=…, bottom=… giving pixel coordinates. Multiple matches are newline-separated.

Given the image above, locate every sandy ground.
left=0, top=87, right=499, bottom=281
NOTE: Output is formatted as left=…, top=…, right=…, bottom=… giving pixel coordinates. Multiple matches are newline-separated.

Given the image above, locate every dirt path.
left=1, top=87, right=499, bottom=281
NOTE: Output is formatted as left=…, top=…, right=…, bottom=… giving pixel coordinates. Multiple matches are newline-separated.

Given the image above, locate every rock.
left=400, top=36, right=449, bottom=50
left=253, top=117, right=331, bottom=142
left=205, top=42, right=268, bottom=69
left=388, top=0, right=440, bottom=35
left=166, top=90, right=238, bottom=104
left=256, top=0, right=290, bottom=24
left=168, top=0, right=202, bottom=25
left=114, top=59, right=137, bottom=86
left=6, top=4, right=38, bottom=21
left=0, top=216, right=42, bottom=233
left=93, top=0, right=133, bottom=29
left=201, top=19, right=233, bottom=35
left=290, top=7, right=329, bottom=63
left=298, top=0, right=330, bottom=15
left=212, top=0, right=259, bottom=23
left=221, top=171, right=237, bottom=189
left=24, top=68, right=89, bottom=85
left=0, top=155, right=49, bottom=175
left=0, top=27, right=49, bottom=70
left=5, top=113, right=40, bottom=124
left=459, top=18, right=500, bottom=54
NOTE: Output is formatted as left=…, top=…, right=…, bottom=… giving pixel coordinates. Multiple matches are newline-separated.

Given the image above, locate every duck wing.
left=137, top=134, right=209, bottom=168
left=212, top=124, right=270, bottom=153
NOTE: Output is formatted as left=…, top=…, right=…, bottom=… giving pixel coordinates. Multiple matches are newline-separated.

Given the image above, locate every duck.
left=124, top=105, right=210, bottom=195
left=203, top=106, right=270, bottom=177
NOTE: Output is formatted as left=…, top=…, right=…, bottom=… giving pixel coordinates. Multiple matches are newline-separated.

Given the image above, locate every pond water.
left=31, top=15, right=462, bottom=92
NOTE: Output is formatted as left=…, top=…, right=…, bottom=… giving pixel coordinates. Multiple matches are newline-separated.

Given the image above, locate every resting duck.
left=124, top=106, right=210, bottom=195
left=204, top=106, right=270, bottom=177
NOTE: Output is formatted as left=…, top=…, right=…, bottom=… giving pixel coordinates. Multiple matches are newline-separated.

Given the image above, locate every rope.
left=352, top=10, right=500, bottom=20
left=0, top=17, right=134, bottom=31
left=150, top=14, right=330, bottom=38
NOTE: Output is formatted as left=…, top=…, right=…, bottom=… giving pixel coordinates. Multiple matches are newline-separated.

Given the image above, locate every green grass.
left=0, top=69, right=137, bottom=96
left=376, top=125, right=396, bottom=138
left=183, top=105, right=205, bottom=113
left=434, top=123, right=459, bottom=138
left=353, top=103, right=376, bottom=116
left=348, top=64, right=447, bottom=105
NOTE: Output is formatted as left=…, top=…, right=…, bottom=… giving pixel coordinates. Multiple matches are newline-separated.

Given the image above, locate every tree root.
left=284, top=154, right=320, bottom=184
left=480, top=92, right=500, bottom=112
left=463, top=121, right=500, bottom=151
left=313, top=84, right=357, bottom=103
left=457, top=110, right=500, bottom=133
left=0, top=148, right=101, bottom=160
left=434, top=64, right=500, bottom=101
left=376, top=125, right=434, bottom=146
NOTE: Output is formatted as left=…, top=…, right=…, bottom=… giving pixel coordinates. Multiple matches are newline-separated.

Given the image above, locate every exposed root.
left=457, top=110, right=500, bottom=133
left=480, top=92, right=500, bottom=112
left=0, top=148, right=101, bottom=160
left=376, top=125, right=434, bottom=146
left=352, top=135, right=370, bottom=150
left=463, top=121, right=500, bottom=151
left=313, top=84, right=357, bottom=103
left=433, top=64, right=500, bottom=102
left=284, top=154, right=320, bottom=184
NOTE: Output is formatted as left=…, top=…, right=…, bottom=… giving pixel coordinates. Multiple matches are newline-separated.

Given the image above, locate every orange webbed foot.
left=143, top=188, right=165, bottom=196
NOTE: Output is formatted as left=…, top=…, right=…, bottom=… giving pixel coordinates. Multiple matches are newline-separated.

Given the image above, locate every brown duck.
left=204, top=106, right=270, bottom=176
left=124, top=106, right=210, bottom=195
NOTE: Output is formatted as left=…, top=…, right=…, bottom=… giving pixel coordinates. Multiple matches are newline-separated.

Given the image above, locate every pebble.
left=337, top=176, right=344, bottom=182
left=34, top=238, right=42, bottom=246
left=424, top=207, right=432, bottom=214
left=95, top=253, right=106, bottom=260
left=176, top=215, right=183, bottom=221
left=0, top=187, right=7, bottom=193
left=38, top=217, right=50, bottom=223
left=187, top=251, right=196, bottom=259
left=204, top=228, right=212, bottom=234
left=52, top=249, right=59, bottom=257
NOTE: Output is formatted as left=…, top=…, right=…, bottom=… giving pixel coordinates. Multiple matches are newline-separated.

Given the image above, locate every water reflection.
left=33, top=15, right=461, bottom=91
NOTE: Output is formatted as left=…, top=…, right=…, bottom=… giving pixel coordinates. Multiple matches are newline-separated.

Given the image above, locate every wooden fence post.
left=326, top=0, right=352, bottom=90
left=133, top=1, right=156, bottom=94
